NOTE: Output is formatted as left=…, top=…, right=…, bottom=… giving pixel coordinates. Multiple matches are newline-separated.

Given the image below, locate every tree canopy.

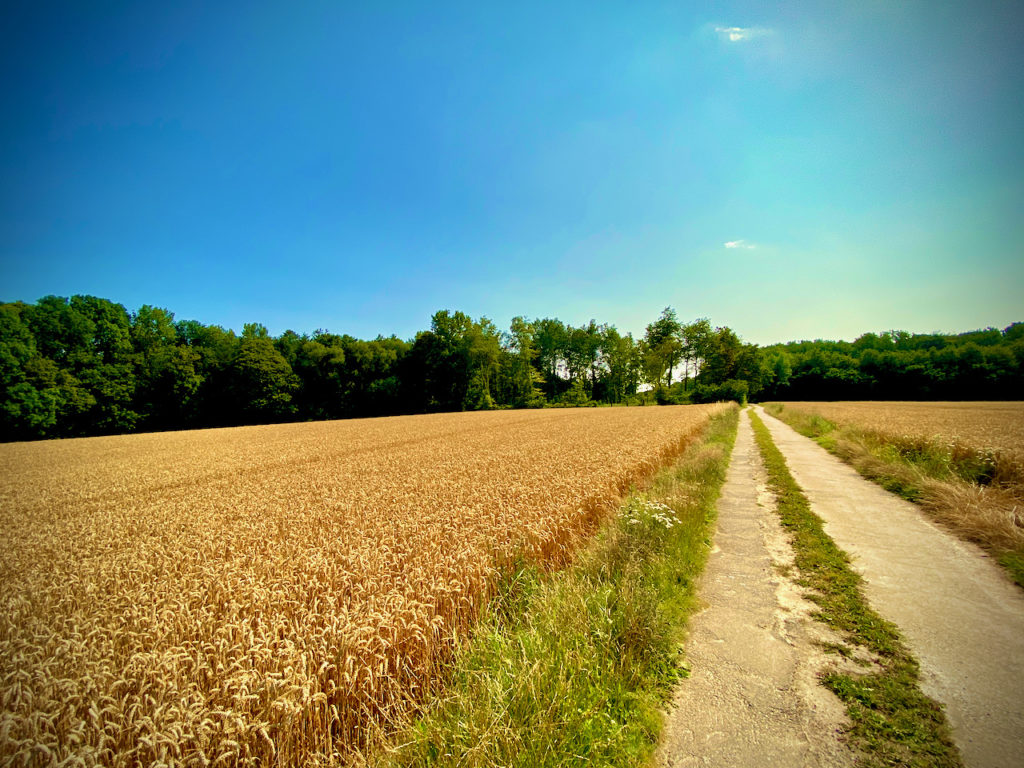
left=1, top=294, right=1020, bottom=442
left=759, top=327, right=1024, bottom=401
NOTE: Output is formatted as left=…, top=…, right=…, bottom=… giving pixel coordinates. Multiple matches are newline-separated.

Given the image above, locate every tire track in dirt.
left=658, top=409, right=857, bottom=767
left=756, top=405, right=1024, bottom=768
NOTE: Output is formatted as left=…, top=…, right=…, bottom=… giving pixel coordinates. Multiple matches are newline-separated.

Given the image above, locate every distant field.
left=772, top=401, right=1024, bottom=462
left=0, top=405, right=724, bottom=766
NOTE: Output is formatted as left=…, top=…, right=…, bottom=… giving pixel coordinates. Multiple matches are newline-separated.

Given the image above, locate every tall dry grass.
left=0, top=405, right=725, bottom=766
left=767, top=402, right=1024, bottom=585
left=773, top=401, right=1024, bottom=485
left=827, top=437, right=1024, bottom=551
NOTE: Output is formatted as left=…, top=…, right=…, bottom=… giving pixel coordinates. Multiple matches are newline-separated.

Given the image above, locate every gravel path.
left=657, top=409, right=856, bottom=767
left=756, top=406, right=1024, bottom=768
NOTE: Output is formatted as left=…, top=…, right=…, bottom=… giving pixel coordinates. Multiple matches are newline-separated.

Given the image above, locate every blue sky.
left=2, top=1, right=1022, bottom=345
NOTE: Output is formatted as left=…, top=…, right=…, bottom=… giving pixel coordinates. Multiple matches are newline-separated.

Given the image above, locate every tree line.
left=0, top=298, right=758, bottom=441
left=1, top=295, right=1021, bottom=441
left=760, top=326, right=1024, bottom=401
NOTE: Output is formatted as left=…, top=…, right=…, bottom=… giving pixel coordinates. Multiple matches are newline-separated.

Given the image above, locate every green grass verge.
left=749, top=408, right=962, bottom=768
left=372, top=405, right=739, bottom=768
left=762, top=403, right=1024, bottom=589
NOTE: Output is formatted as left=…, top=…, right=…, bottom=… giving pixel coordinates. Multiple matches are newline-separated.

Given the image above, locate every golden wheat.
left=774, top=401, right=1024, bottom=456
left=0, top=404, right=724, bottom=766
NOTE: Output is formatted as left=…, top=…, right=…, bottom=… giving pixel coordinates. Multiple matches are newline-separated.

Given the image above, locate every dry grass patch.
left=917, top=482, right=1024, bottom=552
left=766, top=402, right=1024, bottom=587
left=773, top=401, right=1024, bottom=485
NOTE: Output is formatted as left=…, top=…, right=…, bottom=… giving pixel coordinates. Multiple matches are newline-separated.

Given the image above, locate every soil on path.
left=756, top=406, right=1024, bottom=768
left=657, top=409, right=857, bottom=768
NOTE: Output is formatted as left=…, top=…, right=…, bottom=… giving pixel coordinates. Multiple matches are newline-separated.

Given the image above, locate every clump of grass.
left=374, top=406, right=740, bottom=767
left=763, top=403, right=1024, bottom=588
left=749, top=409, right=962, bottom=768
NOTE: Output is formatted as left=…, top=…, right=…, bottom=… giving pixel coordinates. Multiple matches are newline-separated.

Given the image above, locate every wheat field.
left=0, top=404, right=724, bottom=766
left=772, top=401, right=1024, bottom=459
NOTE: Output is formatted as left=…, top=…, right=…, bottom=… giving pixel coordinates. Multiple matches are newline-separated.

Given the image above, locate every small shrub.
left=692, top=379, right=749, bottom=405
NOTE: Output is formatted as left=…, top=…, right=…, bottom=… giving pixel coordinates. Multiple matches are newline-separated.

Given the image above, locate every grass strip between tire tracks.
left=749, top=408, right=962, bottom=768
left=371, top=405, right=739, bottom=767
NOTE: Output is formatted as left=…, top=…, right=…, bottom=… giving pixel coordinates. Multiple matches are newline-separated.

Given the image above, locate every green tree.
left=530, top=318, right=567, bottom=400
left=501, top=317, right=545, bottom=407
left=407, top=311, right=501, bottom=412
left=680, top=318, right=713, bottom=391
left=565, top=320, right=603, bottom=399
left=230, top=337, right=299, bottom=421
left=23, top=295, right=96, bottom=366
left=328, top=334, right=408, bottom=417
left=20, top=296, right=139, bottom=434
left=173, top=321, right=240, bottom=426
left=71, top=295, right=134, bottom=365
left=289, top=334, right=345, bottom=418
left=693, top=326, right=765, bottom=402
left=463, top=317, right=501, bottom=410
left=242, top=322, right=271, bottom=340
left=132, top=306, right=203, bottom=428
left=352, top=336, right=408, bottom=415
left=643, top=307, right=683, bottom=389
left=410, top=311, right=474, bottom=411
left=599, top=326, right=640, bottom=403
left=762, top=350, right=793, bottom=399
left=0, top=303, right=62, bottom=439
left=274, top=329, right=306, bottom=368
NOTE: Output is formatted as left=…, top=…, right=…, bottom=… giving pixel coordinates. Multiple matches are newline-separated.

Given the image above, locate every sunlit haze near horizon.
left=2, top=1, right=1022, bottom=345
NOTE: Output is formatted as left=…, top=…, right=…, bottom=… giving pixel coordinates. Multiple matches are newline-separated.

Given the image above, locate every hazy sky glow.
left=2, top=1, right=1022, bottom=344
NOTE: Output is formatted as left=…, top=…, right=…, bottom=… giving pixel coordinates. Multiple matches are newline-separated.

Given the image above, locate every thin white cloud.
left=724, top=239, right=756, bottom=250
left=715, top=26, right=772, bottom=43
